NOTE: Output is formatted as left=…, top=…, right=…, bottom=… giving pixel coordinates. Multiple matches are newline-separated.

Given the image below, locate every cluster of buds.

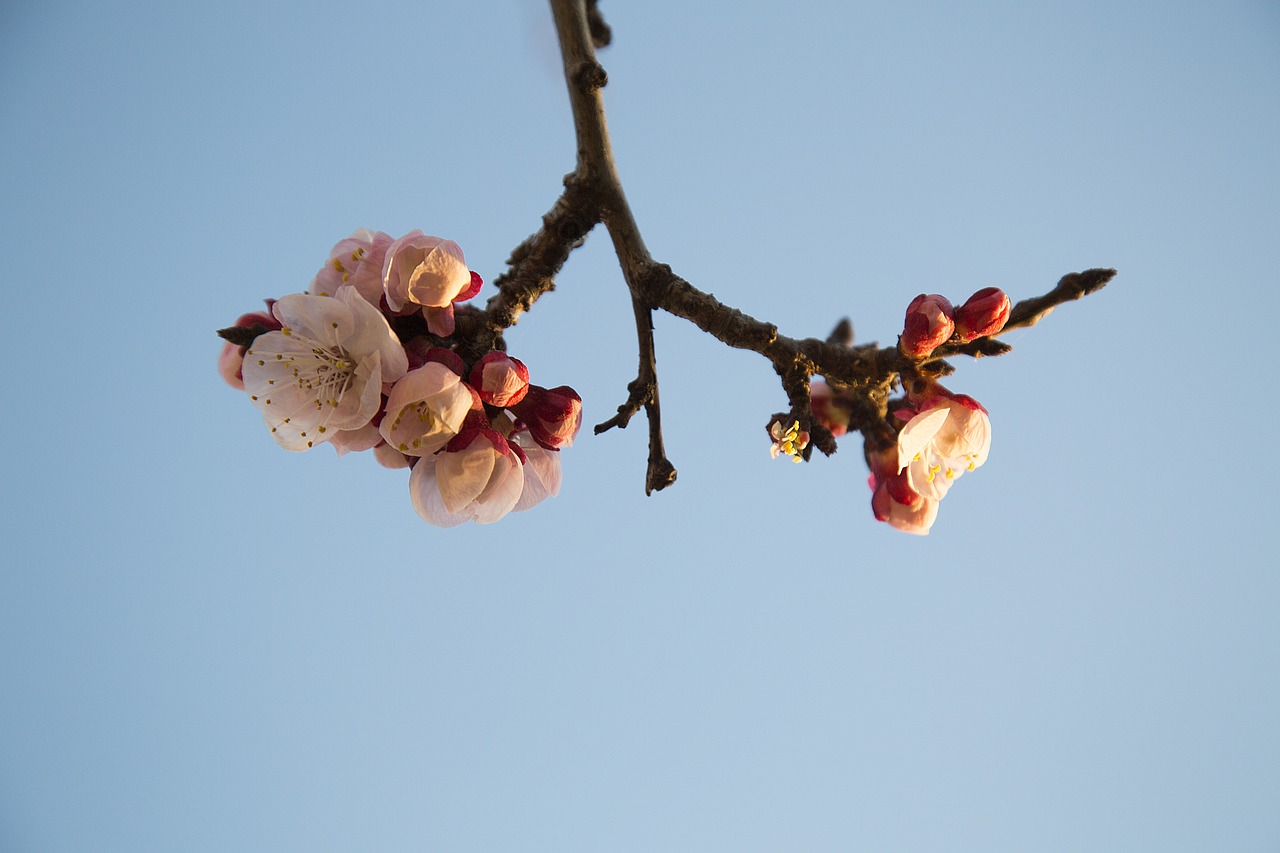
left=802, top=284, right=1004, bottom=535
left=867, top=383, right=991, bottom=535
left=217, top=229, right=582, bottom=527
left=898, top=287, right=1012, bottom=359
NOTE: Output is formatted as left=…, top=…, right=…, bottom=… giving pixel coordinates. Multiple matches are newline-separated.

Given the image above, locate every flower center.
left=285, top=340, right=357, bottom=411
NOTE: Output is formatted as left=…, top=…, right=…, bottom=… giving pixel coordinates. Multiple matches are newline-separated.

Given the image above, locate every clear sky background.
left=2, top=1, right=1278, bottom=850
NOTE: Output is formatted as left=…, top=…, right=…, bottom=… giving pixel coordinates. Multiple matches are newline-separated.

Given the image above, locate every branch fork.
left=469, top=0, right=1113, bottom=493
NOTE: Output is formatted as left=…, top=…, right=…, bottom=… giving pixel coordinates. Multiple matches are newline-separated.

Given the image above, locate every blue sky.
left=2, top=1, right=1278, bottom=850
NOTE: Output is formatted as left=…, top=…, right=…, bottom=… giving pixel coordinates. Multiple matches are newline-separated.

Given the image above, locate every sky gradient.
left=2, top=1, right=1278, bottom=850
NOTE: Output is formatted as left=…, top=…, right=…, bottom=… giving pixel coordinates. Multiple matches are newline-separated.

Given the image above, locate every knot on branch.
left=572, top=60, right=608, bottom=91
left=646, top=457, right=677, bottom=495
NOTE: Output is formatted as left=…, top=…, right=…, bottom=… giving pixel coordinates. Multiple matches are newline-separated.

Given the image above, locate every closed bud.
left=510, top=384, right=582, bottom=450
left=899, top=293, right=955, bottom=358
left=954, top=287, right=1012, bottom=343
left=470, top=352, right=530, bottom=407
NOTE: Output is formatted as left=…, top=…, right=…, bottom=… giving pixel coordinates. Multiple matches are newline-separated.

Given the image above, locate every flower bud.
left=469, top=352, right=530, bottom=408
left=382, top=231, right=471, bottom=312
left=509, top=384, right=582, bottom=450
left=953, top=287, right=1012, bottom=343
left=405, top=343, right=466, bottom=376
left=899, top=294, right=955, bottom=358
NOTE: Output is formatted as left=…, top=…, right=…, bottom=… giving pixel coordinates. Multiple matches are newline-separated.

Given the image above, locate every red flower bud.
left=510, top=384, right=582, bottom=450
left=469, top=352, right=530, bottom=408
left=899, top=293, right=954, bottom=358
left=953, top=287, right=1012, bottom=343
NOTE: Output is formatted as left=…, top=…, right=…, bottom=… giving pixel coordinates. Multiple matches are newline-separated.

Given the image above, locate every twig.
left=530, top=0, right=1113, bottom=493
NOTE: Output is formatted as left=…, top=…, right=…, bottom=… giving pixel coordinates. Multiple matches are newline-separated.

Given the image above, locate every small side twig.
left=1004, top=267, right=1116, bottom=332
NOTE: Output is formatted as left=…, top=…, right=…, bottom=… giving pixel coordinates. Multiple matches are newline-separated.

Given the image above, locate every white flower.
left=242, top=287, right=408, bottom=451
left=769, top=419, right=809, bottom=463
left=896, top=394, right=991, bottom=501
left=378, top=362, right=474, bottom=457
left=408, top=426, right=524, bottom=527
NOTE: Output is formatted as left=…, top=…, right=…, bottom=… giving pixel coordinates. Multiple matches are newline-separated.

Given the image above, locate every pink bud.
left=469, top=352, right=530, bottom=408
left=382, top=231, right=471, bottom=312
left=509, top=384, right=582, bottom=451
left=899, top=294, right=955, bottom=358
left=405, top=342, right=466, bottom=375
left=953, top=287, right=1012, bottom=343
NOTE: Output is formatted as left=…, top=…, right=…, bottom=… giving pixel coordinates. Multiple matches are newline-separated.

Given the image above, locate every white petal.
left=336, top=286, right=408, bottom=382
left=408, top=459, right=469, bottom=528
left=513, top=443, right=562, bottom=512
left=471, top=455, right=524, bottom=524
left=330, top=422, right=382, bottom=455
left=272, top=291, right=355, bottom=348
left=896, top=405, right=950, bottom=471
left=905, top=450, right=960, bottom=501
left=437, top=443, right=496, bottom=514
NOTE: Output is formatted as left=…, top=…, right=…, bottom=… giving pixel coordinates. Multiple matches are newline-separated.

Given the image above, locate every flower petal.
left=896, top=405, right=949, bottom=471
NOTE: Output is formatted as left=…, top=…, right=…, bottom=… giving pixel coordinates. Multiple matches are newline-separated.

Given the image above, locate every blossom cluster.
left=218, top=229, right=582, bottom=527
left=808, top=286, right=1008, bottom=535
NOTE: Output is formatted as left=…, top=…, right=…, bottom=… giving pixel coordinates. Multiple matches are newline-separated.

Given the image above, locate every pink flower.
left=241, top=287, right=408, bottom=451
left=895, top=389, right=991, bottom=501
left=382, top=231, right=472, bottom=313
left=378, top=362, right=475, bottom=457
left=868, top=446, right=938, bottom=535
left=309, top=229, right=394, bottom=306
left=470, top=352, right=530, bottom=408
left=509, top=385, right=582, bottom=451
left=899, top=293, right=955, bottom=358
left=408, top=417, right=525, bottom=527
left=954, top=287, right=1012, bottom=343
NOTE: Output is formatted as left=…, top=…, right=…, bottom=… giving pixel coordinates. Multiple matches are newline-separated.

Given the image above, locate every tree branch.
left=528, top=0, right=1112, bottom=492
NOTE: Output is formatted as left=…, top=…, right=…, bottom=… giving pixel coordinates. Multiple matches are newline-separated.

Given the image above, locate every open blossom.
left=222, top=229, right=580, bottom=527
left=378, top=362, right=475, bottom=456
left=896, top=390, right=991, bottom=501
left=769, top=419, right=809, bottom=462
left=309, top=229, right=394, bottom=306
left=241, top=287, right=408, bottom=451
left=409, top=417, right=525, bottom=527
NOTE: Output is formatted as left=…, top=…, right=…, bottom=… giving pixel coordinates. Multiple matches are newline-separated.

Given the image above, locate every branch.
left=1004, top=267, right=1116, bottom=332
left=550, top=0, right=678, bottom=493
left=469, top=174, right=600, bottom=360
left=540, top=0, right=1112, bottom=493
